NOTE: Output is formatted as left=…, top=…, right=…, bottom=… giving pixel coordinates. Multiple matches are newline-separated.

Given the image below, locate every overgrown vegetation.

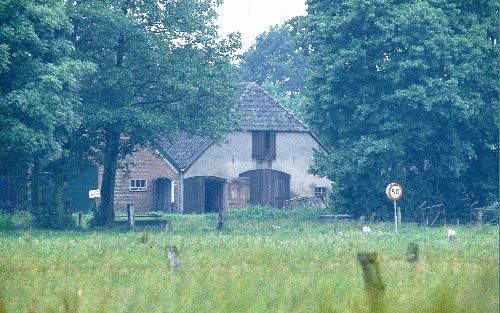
left=291, top=0, right=499, bottom=219
left=0, top=207, right=498, bottom=312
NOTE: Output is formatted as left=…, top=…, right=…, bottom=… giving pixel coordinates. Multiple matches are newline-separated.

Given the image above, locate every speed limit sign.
left=386, top=182, right=403, bottom=233
left=386, top=183, right=403, bottom=201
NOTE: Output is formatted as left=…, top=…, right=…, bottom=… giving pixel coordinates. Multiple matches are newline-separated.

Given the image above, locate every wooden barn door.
left=272, top=171, right=290, bottom=208
left=183, top=177, right=205, bottom=213
left=154, top=178, right=172, bottom=212
left=240, top=169, right=290, bottom=208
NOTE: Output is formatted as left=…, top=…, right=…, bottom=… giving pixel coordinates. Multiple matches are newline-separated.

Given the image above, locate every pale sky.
left=215, top=0, right=307, bottom=52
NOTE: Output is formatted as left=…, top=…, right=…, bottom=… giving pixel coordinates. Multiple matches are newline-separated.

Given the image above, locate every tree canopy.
left=296, top=0, right=499, bottom=219
left=0, top=0, right=94, bottom=225
left=0, top=0, right=240, bottom=227
left=67, top=0, right=240, bottom=226
left=240, top=24, right=306, bottom=94
left=0, top=0, right=93, bottom=171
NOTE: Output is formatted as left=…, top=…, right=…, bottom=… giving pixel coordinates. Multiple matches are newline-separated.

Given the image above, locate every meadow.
left=0, top=207, right=498, bottom=313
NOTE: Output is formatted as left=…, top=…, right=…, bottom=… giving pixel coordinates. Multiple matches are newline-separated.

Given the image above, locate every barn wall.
left=99, top=147, right=178, bottom=213
left=185, top=131, right=331, bottom=198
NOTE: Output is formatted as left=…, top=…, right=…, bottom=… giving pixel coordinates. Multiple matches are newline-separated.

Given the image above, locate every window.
left=252, top=131, right=276, bottom=160
left=129, top=179, right=147, bottom=191
left=315, top=187, right=327, bottom=198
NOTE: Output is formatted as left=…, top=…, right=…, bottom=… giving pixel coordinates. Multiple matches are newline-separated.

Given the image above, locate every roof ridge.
left=236, top=82, right=310, bottom=132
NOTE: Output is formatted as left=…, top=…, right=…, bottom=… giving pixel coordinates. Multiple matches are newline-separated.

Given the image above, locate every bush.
left=32, top=206, right=73, bottom=229
left=0, top=211, right=32, bottom=230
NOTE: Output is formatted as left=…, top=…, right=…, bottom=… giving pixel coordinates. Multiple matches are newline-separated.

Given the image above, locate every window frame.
left=129, top=179, right=147, bottom=192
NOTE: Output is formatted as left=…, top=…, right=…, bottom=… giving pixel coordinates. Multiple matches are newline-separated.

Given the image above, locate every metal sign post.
left=393, top=200, right=398, bottom=233
left=386, top=183, right=403, bottom=233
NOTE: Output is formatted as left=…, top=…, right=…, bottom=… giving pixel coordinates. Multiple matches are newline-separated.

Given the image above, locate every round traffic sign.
left=386, top=183, right=403, bottom=201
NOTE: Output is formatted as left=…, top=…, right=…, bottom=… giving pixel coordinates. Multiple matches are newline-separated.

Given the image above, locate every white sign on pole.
left=386, top=183, right=403, bottom=201
left=89, top=189, right=101, bottom=199
left=386, top=182, right=403, bottom=233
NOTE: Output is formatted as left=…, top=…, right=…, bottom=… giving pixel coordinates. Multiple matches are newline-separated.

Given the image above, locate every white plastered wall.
left=185, top=131, right=331, bottom=198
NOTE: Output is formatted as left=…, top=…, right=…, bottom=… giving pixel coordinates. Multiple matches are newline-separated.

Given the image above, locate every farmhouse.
left=101, top=82, right=331, bottom=214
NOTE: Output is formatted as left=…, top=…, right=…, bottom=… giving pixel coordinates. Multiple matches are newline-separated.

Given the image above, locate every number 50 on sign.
left=386, top=183, right=403, bottom=201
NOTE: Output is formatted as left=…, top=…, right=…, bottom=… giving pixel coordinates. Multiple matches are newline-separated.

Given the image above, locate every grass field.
left=0, top=207, right=498, bottom=313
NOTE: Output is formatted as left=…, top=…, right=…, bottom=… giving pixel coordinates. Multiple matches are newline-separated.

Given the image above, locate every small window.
left=315, top=187, right=327, bottom=198
left=130, top=179, right=147, bottom=191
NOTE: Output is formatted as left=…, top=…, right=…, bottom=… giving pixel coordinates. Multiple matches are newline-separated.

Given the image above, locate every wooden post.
left=406, top=242, right=419, bottom=264
left=127, top=203, right=135, bottom=229
left=357, top=252, right=385, bottom=313
left=333, top=215, right=338, bottom=234
left=178, top=172, right=184, bottom=214
left=166, top=245, right=181, bottom=272
left=217, top=181, right=229, bottom=230
left=164, top=218, right=172, bottom=233
left=78, top=212, right=83, bottom=228
left=397, top=206, right=401, bottom=228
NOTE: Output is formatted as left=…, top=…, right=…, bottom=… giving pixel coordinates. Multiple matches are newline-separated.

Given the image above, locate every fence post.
left=406, top=242, right=419, bottom=264
left=397, top=206, right=402, bottom=228
left=357, top=252, right=385, bottom=313
left=164, top=218, right=172, bottom=233
left=127, top=203, right=135, bottom=229
left=78, top=212, right=83, bottom=228
left=166, top=245, right=181, bottom=272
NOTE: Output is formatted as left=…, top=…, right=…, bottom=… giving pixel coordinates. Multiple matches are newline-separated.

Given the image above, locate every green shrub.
left=32, top=206, right=73, bottom=230
left=0, top=211, right=32, bottom=230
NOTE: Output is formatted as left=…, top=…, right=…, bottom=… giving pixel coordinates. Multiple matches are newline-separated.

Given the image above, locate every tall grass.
left=0, top=207, right=498, bottom=312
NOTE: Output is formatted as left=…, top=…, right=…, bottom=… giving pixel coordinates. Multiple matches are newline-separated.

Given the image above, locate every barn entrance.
left=204, top=178, right=224, bottom=213
left=239, top=169, right=290, bottom=208
left=154, top=178, right=172, bottom=212
left=184, top=176, right=225, bottom=214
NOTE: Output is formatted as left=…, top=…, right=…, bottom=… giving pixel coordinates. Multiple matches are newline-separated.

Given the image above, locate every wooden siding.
left=227, top=177, right=250, bottom=209
left=183, top=176, right=205, bottom=214
left=240, top=169, right=290, bottom=208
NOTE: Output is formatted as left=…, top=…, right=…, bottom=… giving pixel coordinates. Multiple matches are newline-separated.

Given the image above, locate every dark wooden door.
left=239, top=169, right=290, bottom=208
left=272, top=171, right=290, bottom=208
left=184, top=177, right=205, bottom=213
left=154, top=178, right=172, bottom=212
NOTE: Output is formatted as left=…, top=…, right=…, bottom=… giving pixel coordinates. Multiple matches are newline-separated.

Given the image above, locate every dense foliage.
left=295, top=0, right=499, bottom=219
left=0, top=0, right=240, bottom=227
left=66, top=0, right=240, bottom=226
left=0, top=0, right=94, bottom=227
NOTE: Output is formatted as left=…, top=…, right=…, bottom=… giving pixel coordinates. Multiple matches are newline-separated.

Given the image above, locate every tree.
left=240, top=24, right=308, bottom=118
left=0, top=0, right=94, bottom=226
left=297, top=0, right=498, bottom=219
left=67, top=0, right=240, bottom=227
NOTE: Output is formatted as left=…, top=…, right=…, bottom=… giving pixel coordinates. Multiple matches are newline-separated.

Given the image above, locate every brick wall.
left=98, top=147, right=179, bottom=213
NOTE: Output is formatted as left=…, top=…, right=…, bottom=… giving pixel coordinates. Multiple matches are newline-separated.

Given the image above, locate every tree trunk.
left=97, top=128, right=120, bottom=227
left=31, top=159, right=43, bottom=213
left=53, top=159, right=65, bottom=220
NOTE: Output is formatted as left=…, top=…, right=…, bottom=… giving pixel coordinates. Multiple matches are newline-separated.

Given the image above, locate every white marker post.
left=386, top=183, right=403, bottom=233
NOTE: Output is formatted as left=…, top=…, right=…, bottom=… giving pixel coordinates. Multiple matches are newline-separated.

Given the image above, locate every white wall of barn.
left=184, top=131, right=331, bottom=198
